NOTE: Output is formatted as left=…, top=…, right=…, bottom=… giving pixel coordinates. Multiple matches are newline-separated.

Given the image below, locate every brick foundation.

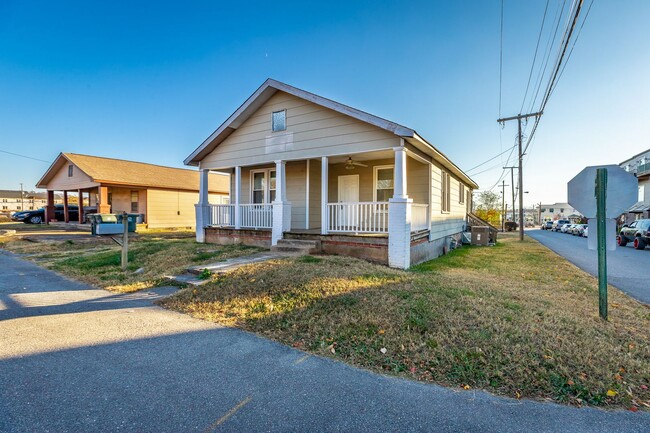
left=205, top=227, right=272, bottom=248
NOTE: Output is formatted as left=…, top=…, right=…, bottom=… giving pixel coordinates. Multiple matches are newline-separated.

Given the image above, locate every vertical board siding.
left=147, top=189, right=226, bottom=228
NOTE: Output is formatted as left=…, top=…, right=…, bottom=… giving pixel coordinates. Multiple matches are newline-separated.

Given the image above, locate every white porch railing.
left=209, top=204, right=234, bottom=227
left=207, top=204, right=273, bottom=229
left=327, top=202, right=389, bottom=233
left=239, top=204, right=273, bottom=229
left=411, top=203, right=429, bottom=232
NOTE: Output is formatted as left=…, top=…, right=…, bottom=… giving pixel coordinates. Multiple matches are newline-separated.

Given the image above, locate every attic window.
left=272, top=110, right=286, bottom=132
left=68, top=165, right=74, bottom=177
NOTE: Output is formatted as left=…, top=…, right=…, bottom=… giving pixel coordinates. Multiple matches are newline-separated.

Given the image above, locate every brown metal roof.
left=37, top=153, right=229, bottom=193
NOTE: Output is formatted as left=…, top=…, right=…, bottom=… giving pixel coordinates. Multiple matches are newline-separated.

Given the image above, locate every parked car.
left=573, top=224, right=587, bottom=236
left=11, top=205, right=96, bottom=224
left=542, top=221, right=553, bottom=230
left=505, top=221, right=518, bottom=232
left=552, top=219, right=570, bottom=232
left=560, top=223, right=573, bottom=233
left=617, top=219, right=650, bottom=250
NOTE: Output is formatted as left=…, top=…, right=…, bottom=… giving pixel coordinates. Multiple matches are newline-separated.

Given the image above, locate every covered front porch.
left=196, top=146, right=432, bottom=268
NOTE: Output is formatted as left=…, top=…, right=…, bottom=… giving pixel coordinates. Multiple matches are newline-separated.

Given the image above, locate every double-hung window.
left=441, top=171, right=451, bottom=213
left=251, top=169, right=276, bottom=204
left=374, top=166, right=394, bottom=202
left=459, top=183, right=465, bottom=204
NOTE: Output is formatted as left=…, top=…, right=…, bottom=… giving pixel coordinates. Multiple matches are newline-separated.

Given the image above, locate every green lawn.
left=160, top=235, right=650, bottom=410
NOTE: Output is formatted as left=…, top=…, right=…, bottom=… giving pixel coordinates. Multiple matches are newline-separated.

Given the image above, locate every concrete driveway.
left=1, top=251, right=648, bottom=432
left=527, top=228, right=649, bottom=304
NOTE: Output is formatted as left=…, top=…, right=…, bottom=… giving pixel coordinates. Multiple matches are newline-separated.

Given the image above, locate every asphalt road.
left=527, top=228, right=650, bottom=305
left=1, top=251, right=649, bottom=432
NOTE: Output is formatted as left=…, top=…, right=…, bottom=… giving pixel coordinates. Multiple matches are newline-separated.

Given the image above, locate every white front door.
left=338, top=175, right=359, bottom=228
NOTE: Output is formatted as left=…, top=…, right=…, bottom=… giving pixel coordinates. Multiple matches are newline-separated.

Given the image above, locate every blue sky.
left=1, top=0, right=648, bottom=206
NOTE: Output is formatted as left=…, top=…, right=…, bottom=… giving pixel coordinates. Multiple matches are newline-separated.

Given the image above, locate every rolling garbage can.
left=116, top=214, right=137, bottom=232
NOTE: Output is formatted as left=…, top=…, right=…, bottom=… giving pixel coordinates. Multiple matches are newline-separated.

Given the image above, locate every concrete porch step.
left=270, top=239, right=321, bottom=255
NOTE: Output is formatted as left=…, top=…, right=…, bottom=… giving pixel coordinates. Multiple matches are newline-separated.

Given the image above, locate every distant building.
left=619, top=148, right=650, bottom=224
left=539, top=203, right=582, bottom=223
left=0, top=190, right=61, bottom=215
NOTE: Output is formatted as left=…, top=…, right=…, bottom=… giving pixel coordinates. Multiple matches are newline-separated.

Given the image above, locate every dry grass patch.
left=1, top=233, right=260, bottom=292
left=160, top=235, right=650, bottom=410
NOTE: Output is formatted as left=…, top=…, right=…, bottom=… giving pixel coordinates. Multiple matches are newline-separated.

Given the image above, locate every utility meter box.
left=471, top=226, right=490, bottom=246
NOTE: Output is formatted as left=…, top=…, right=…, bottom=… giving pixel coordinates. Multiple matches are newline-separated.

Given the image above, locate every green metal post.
left=595, top=168, right=607, bottom=320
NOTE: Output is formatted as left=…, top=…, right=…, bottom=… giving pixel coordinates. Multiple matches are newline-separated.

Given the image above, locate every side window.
left=130, top=191, right=139, bottom=212
left=441, top=171, right=451, bottom=212
left=459, top=183, right=465, bottom=204
left=68, top=165, right=74, bottom=177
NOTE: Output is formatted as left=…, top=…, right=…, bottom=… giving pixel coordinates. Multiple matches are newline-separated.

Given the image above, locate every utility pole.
left=499, top=180, right=509, bottom=232
left=498, top=111, right=543, bottom=240
left=19, top=182, right=24, bottom=211
left=537, top=201, right=542, bottom=225
left=503, top=166, right=517, bottom=223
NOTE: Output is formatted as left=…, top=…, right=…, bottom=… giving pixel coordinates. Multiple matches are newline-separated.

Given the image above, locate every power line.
left=465, top=142, right=517, bottom=173
left=498, top=0, right=504, bottom=117
left=523, top=0, right=585, bottom=155
left=0, top=149, right=50, bottom=163
left=520, top=0, right=550, bottom=114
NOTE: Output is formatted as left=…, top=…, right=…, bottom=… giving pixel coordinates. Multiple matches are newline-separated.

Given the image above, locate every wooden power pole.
left=503, top=166, right=517, bottom=223
left=499, top=180, right=509, bottom=232
left=498, top=111, right=542, bottom=240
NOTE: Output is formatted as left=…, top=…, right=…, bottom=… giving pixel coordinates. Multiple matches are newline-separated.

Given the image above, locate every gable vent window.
left=68, top=165, right=74, bottom=177
left=272, top=110, right=286, bottom=132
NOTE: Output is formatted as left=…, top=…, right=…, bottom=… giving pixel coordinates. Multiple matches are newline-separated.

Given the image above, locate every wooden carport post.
left=78, top=189, right=85, bottom=223
left=45, top=190, right=55, bottom=224
left=63, top=191, right=70, bottom=223
left=98, top=186, right=111, bottom=214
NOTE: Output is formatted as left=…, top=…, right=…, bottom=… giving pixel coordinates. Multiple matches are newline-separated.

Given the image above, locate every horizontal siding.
left=429, top=161, right=472, bottom=239
left=308, top=159, right=321, bottom=229
left=45, top=163, right=98, bottom=191
left=201, top=92, right=399, bottom=168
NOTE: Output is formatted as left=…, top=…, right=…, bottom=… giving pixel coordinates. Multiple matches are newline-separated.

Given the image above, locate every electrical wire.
left=465, top=142, right=518, bottom=173
left=520, top=0, right=550, bottom=114
left=498, top=0, right=504, bottom=117
left=0, top=149, right=50, bottom=163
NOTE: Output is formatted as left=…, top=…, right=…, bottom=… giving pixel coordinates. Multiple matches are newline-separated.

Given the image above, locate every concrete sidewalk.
left=1, top=251, right=648, bottom=432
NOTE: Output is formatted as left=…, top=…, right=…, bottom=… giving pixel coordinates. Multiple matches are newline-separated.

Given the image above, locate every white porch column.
left=388, top=145, right=412, bottom=269
left=234, top=166, right=241, bottom=229
left=272, top=160, right=291, bottom=245
left=321, top=156, right=328, bottom=235
left=393, top=145, right=408, bottom=199
left=195, top=168, right=211, bottom=243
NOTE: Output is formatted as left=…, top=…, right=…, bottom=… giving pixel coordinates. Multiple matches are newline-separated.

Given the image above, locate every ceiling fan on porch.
left=342, top=156, right=368, bottom=170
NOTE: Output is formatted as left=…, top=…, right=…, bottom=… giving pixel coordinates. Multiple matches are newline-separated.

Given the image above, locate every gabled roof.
left=37, top=153, right=229, bottom=193
left=184, top=79, right=478, bottom=189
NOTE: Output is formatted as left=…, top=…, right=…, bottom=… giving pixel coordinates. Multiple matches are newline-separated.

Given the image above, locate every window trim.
left=373, top=165, right=394, bottom=202
left=249, top=168, right=277, bottom=204
left=130, top=190, right=139, bottom=212
left=441, top=171, right=451, bottom=213
left=271, top=109, right=287, bottom=132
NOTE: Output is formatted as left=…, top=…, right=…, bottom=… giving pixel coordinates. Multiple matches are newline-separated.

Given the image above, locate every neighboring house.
left=0, top=190, right=60, bottom=214
left=36, top=153, right=230, bottom=228
left=185, top=79, right=478, bottom=269
left=619, top=148, right=650, bottom=224
left=539, top=203, right=582, bottom=223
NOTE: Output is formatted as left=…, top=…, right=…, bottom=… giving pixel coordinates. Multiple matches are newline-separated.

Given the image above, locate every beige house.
left=37, top=153, right=229, bottom=228
left=186, top=79, right=478, bottom=269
